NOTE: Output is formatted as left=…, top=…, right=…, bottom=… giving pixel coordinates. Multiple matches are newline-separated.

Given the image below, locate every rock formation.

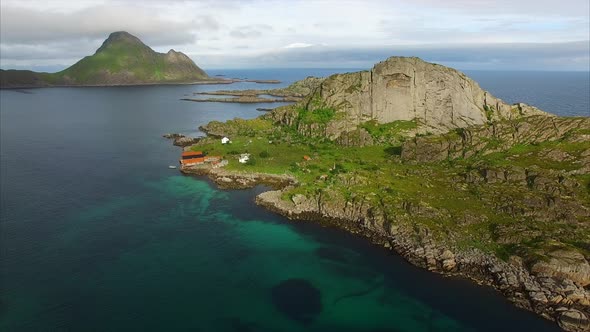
left=268, top=57, right=546, bottom=141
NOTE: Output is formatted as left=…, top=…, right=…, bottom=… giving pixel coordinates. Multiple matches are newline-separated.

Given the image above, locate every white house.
left=221, top=137, right=230, bottom=144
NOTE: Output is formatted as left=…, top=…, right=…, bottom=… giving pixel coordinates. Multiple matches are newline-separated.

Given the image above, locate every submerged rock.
left=314, top=246, right=351, bottom=264
left=271, top=279, right=322, bottom=324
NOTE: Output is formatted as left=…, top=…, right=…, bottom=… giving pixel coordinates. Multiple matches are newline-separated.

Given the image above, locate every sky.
left=0, top=0, right=589, bottom=71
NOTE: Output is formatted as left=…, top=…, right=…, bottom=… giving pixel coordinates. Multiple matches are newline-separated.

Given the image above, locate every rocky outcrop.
left=267, top=57, right=545, bottom=141
left=162, top=133, right=202, bottom=147
left=179, top=165, right=296, bottom=190
left=558, top=308, right=590, bottom=331
left=401, top=116, right=590, bottom=163
left=532, top=250, right=590, bottom=287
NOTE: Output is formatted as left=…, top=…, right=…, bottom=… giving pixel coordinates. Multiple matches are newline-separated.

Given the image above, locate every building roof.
left=182, top=151, right=203, bottom=157
left=181, top=157, right=205, bottom=165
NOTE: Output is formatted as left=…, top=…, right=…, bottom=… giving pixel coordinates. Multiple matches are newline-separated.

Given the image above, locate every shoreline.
left=180, top=163, right=590, bottom=332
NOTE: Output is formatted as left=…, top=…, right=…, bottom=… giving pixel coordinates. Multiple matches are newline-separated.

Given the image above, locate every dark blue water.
left=465, top=71, right=590, bottom=117
left=2, top=69, right=585, bottom=332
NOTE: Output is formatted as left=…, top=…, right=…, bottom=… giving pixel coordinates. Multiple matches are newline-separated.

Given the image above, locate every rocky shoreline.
left=180, top=163, right=590, bottom=332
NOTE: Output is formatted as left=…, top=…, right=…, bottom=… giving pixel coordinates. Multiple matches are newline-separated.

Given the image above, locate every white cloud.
left=284, top=43, right=314, bottom=49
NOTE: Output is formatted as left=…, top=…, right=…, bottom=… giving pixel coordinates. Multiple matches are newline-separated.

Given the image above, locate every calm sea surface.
left=2, top=68, right=587, bottom=332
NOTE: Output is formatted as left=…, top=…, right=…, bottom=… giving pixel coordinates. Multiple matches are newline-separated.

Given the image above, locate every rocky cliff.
left=268, top=57, right=546, bottom=142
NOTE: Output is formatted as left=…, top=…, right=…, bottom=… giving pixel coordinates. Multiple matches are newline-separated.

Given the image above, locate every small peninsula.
left=0, top=31, right=210, bottom=88
left=182, top=76, right=323, bottom=103
left=178, top=57, right=590, bottom=331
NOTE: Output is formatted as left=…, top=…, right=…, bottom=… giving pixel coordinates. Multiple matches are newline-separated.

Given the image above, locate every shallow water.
left=2, top=69, right=585, bottom=331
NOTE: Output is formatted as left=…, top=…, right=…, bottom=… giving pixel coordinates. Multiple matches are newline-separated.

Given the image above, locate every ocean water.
left=2, top=68, right=586, bottom=332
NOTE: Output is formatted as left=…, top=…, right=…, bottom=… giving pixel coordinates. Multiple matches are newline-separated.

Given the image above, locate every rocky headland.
left=177, top=57, right=590, bottom=331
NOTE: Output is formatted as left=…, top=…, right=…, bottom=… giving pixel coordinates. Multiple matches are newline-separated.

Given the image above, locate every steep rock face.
left=315, top=57, right=544, bottom=131
left=269, top=57, right=545, bottom=140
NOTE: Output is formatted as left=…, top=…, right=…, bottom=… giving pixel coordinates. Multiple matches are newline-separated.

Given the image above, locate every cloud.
left=0, top=5, right=219, bottom=46
left=284, top=43, right=314, bottom=49
left=195, top=41, right=590, bottom=71
left=407, top=0, right=589, bottom=17
left=229, top=24, right=273, bottom=39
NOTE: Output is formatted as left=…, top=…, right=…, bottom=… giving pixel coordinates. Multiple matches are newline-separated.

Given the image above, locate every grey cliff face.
left=284, top=57, right=546, bottom=139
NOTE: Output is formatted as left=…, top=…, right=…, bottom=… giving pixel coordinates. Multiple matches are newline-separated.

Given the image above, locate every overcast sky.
left=1, top=0, right=589, bottom=71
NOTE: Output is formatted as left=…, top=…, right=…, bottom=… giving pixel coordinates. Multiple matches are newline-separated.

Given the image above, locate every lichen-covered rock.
left=557, top=308, right=590, bottom=332
left=532, top=250, right=590, bottom=287
left=401, top=116, right=590, bottom=163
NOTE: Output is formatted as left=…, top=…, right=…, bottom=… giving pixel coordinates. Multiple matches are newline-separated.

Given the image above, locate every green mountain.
left=0, top=31, right=209, bottom=87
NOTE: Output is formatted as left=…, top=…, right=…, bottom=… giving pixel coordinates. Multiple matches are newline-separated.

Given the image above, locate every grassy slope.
left=55, top=41, right=160, bottom=83
left=192, top=116, right=590, bottom=264
left=53, top=41, right=205, bottom=84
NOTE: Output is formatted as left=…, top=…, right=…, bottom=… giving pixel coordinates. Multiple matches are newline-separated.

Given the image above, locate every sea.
left=1, top=69, right=588, bottom=332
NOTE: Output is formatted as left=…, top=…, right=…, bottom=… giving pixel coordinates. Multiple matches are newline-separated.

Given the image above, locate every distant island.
left=176, top=57, right=590, bottom=331
left=0, top=31, right=278, bottom=88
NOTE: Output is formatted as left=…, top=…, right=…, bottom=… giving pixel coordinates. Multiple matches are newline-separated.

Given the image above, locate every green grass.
left=49, top=37, right=205, bottom=84
left=296, top=107, right=336, bottom=125
left=360, top=119, right=418, bottom=143
left=475, top=140, right=590, bottom=171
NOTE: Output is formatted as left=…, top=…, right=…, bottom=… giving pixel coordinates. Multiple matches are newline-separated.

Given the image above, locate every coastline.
left=180, top=163, right=590, bottom=332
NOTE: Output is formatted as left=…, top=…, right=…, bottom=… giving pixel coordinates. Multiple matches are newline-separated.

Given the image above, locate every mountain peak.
left=96, top=31, right=147, bottom=53
left=107, top=31, right=140, bottom=42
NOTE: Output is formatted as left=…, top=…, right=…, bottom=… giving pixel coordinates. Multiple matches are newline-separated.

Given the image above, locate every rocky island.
left=179, top=57, right=590, bottom=331
left=0, top=31, right=211, bottom=88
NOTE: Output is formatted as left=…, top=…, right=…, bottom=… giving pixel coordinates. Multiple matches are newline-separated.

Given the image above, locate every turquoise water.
left=2, top=69, right=584, bottom=331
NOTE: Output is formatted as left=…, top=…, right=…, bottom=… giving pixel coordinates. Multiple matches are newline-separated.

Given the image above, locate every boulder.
left=531, top=250, right=590, bottom=286
left=557, top=308, right=590, bottom=332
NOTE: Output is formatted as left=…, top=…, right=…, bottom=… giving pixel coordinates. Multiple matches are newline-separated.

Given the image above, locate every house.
left=221, top=137, right=230, bottom=144
left=239, top=153, right=250, bottom=164
left=303, top=155, right=312, bottom=161
left=180, top=151, right=205, bottom=165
